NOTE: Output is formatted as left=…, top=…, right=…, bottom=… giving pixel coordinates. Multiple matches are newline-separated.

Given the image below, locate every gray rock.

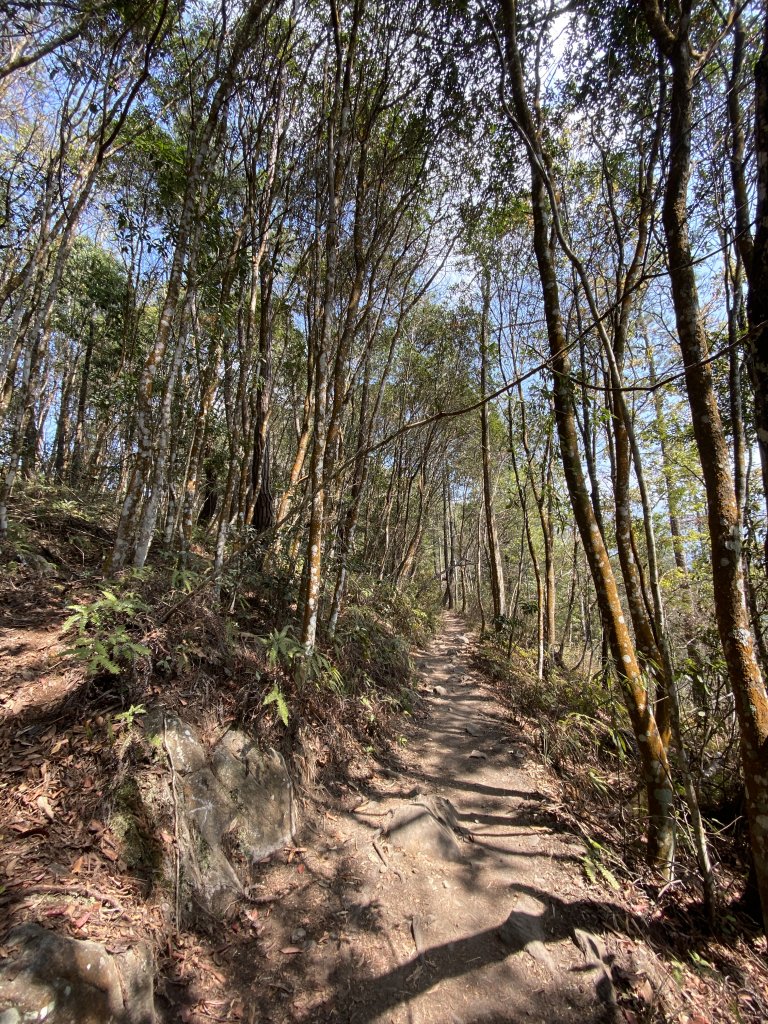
left=433, top=685, right=448, bottom=697
left=211, top=733, right=295, bottom=863
left=133, top=715, right=295, bottom=923
left=22, top=552, right=56, bottom=573
left=177, top=731, right=295, bottom=919
left=179, top=767, right=244, bottom=916
left=464, top=723, right=483, bottom=737
left=0, top=925, right=154, bottom=1023
left=143, top=712, right=207, bottom=775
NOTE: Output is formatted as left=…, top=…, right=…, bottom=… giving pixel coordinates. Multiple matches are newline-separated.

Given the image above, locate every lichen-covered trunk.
left=480, top=272, right=506, bottom=624
left=250, top=264, right=275, bottom=533
left=70, top=309, right=96, bottom=486
left=133, top=327, right=186, bottom=567
left=646, top=343, right=687, bottom=576
left=327, top=362, right=372, bottom=638
left=749, top=18, right=768, bottom=567
left=510, top=436, right=544, bottom=681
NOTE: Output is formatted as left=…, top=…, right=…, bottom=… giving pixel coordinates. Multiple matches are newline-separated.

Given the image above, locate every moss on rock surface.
left=109, top=780, right=163, bottom=875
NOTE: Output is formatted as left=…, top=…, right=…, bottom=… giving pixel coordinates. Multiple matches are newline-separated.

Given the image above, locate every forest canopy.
left=2, top=0, right=768, bottom=940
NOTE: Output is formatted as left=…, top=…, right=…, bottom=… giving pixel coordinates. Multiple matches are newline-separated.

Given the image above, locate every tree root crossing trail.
left=293, top=615, right=623, bottom=1024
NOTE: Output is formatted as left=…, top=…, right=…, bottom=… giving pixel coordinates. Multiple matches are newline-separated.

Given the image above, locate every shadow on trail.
left=365, top=768, right=532, bottom=803
left=324, top=882, right=622, bottom=1024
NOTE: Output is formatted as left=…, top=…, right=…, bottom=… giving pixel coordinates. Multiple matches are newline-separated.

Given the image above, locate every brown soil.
left=178, top=614, right=765, bottom=1024
left=280, top=611, right=615, bottom=1024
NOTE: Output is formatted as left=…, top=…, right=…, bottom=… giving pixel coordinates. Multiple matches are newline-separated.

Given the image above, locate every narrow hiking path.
left=264, top=613, right=631, bottom=1024
left=2, top=605, right=670, bottom=1023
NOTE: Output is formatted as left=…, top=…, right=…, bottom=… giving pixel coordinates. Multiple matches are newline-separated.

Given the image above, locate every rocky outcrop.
left=0, top=925, right=155, bottom=1024
left=139, top=713, right=296, bottom=922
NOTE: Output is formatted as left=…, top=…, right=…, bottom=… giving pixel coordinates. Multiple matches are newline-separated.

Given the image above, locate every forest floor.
left=2, top=585, right=768, bottom=1023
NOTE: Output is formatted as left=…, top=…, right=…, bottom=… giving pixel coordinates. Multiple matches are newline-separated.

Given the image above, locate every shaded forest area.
left=2, top=0, right=768, bottom=1009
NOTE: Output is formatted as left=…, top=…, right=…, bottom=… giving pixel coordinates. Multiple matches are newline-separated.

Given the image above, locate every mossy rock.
left=109, top=779, right=163, bottom=878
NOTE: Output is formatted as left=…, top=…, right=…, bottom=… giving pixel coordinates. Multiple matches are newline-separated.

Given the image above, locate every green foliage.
left=477, top=638, right=615, bottom=730
left=581, top=836, right=621, bottom=892
left=258, top=625, right=304, bottom=671
left=257, top=625, right=345, bottom=694
left=170, top=567, right=201, bottom=594
left=300, top=648, right=344, bottom=694
left=112, top=703, right=147, bottom=729
left=262, top=682, right=289, bottom=726
left=334, top=606, right=412, bottom=696
left=62, top=589, right=151, bottom=677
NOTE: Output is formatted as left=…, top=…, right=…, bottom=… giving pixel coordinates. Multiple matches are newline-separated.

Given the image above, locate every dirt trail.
left=285, top=614, right=621, bottom=1024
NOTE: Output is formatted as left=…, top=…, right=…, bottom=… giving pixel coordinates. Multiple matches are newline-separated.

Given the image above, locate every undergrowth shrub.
left=474, top=635, right=638, bottom=831
left=333, top=605, right=412, bottom=695
left=62, top=588, right=152, bottom=677
left=475, top=632, right=752, bottom=896
left=12, top=483, right=446, bottom=783
left=344, top=573, right=441, bottom=648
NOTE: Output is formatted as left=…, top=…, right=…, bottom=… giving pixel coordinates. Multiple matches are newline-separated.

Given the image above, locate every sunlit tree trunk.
left=643, top=0, right=768, bottom=932
left=480, top=271, right=506, bottom=623
left=110, top=0, right=270, bottom=570
left=500, top=0, right=675, bottom=871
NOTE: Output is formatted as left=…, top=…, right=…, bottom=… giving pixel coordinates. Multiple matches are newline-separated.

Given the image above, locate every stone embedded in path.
left=386, top=795, right=465, bottom=863
left=433, top=685, right=449, bottom=696
left=0, top=924, right=155, bottom=1024
left=498, top=894, right=557, bottom=974
left=573, top=928, right=618, bottom=1015
left=464, top=722, right=483, bottom=737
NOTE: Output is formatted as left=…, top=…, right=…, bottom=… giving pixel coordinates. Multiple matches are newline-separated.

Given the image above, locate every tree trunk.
left=500, top=0, right=675, bottom=871
left=642, top=0, right=768, bottom=932
left=110, top=0, right=270, bottom=571
left=480, top=271, right=506, bottom=623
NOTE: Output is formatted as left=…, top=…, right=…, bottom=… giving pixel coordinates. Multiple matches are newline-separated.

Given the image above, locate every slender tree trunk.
left=53, top=352, right=77, bottom=482
left=476, top=504, right=486, bottom=633
left=70, top=307, right=96, bottom=486
left=643, top=0, right=768, bottom=931
left=110, top=0, right=270, bottom=571
left=510, top=428, right=544, bottom=680
left=647, top=341, right=687, bottom=575
left=480, top=271, right=506, bottom=623
left=500, top=0, right=674, bottom=871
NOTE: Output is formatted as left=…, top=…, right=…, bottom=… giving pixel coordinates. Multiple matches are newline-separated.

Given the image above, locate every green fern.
left=263, top=683, right=289, bottom=726
left=258, top=626, right=303, bottom=670
left=61, top=589, right=150, bottom=677
left=581, top=837, right=621, bottom=892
